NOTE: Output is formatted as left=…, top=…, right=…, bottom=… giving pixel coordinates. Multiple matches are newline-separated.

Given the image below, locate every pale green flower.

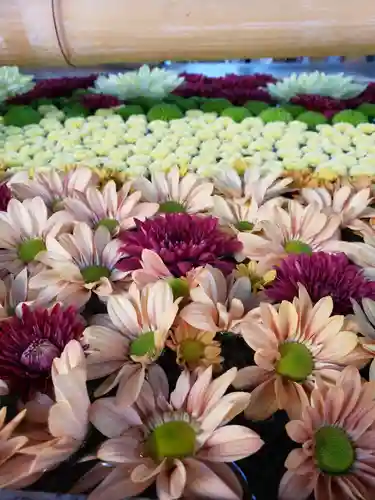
left=91, top=65, right=184, bottom=100
left=0, top=66, right=35, bottom=103
left=267, top=71, right=366, bottom=101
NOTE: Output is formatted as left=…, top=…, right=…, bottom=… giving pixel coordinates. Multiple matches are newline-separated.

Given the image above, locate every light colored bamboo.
left=1, top=0, right=375, bottom=67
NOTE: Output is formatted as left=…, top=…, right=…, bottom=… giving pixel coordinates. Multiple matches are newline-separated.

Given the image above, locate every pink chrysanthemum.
left=10, top=167, right=95, bottom=212
left=238, top=200, right=341, bottom=271
left=301, top=185, right=375, bottom=231
left=233, top=285, right=358, bottom=420
left=29, top=223, right=129, bottom=308
left=279, top=366, right=375, bottom=500
left=61, top=180, right=158, bottom=234
left=266, top=252, right=375, bottom=315
left=118, top=213, right=242, bottom=277
left=132, top=167, right=214, bottom=214
left=0, top=304, right=84, bottom=400
left=86, top=365, right=263, bottom=500
left=0, top=197, right=66, bottom=275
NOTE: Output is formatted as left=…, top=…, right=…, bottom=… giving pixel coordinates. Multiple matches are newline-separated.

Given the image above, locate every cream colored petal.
left=90, top=398, right=141, bottom=438
left=116, top=364, right=146, bottom=408
left=198, top=425, right=263, bottom=462
left=97, top=430, right=144, bottom=464
left=88, top=464, right=152, bottom=500
left=233, top=366, right=271, bottom=390
left=244, top=378, right=278, bottom=421
left=183, top=458, right=242, bottom=500
left=170, top=369, right=191, bottom=410
left=180, top=303, right=219, bottom=333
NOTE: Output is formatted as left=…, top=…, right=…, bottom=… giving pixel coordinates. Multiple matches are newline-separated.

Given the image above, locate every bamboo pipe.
left=1, top=0, right=375, bottom=68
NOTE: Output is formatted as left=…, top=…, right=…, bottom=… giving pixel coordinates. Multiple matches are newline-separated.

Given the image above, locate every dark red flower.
left=80, top=93, right=121, bottom=110
left=0, top=304, right=85, bottom=400
left=118, top=213, right=242, bottom=277
left=266, top=252, right=375, bottom=315
left=7, top=75, right=97, bottom=104
left=0, top=183, right=12, bottom=211
left=291, top=94, right=345, bottom=113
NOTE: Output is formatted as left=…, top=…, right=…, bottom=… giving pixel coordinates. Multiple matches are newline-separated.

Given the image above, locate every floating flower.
left=132, top=167, right=214, bottom=214
left=0, top=183, right=12, bottom=212
left=0, top=66, right=35, bottom=103
left=10, top=167, right=95, bottom=212
left=118, top=213, right=242, bottom=277
left=267, top=72, right=366, bottom=101
left=167, top=320, right=223, bottom=371
left=238, top=200, right=341, bottom=271
left=83, top=281, right=179, bottom=402
left=301, top=185, right=375, bottom=231
left=266, top=252, right=375, bottom=315
left=233, top=285, right=358, bottom=420
left=180, top=264, right=255, bottom=335
left=19, top=340, right=90, bottom=483
left=29, top=223, right=129, bottom=308
left=0, top=197, right=66, bottom=275
left=92, top=65, right=184, bottom=100
left=61, top=180, right=158, bottom=234
left=88, top=365, right=263, bottom=500
left=279, top=366, right=375, bottom=500
left=0, top=303, right=84, bottom=400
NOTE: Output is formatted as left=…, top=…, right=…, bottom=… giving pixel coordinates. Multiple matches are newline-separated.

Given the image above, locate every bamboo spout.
left=1, top=0, right=375, bottom=68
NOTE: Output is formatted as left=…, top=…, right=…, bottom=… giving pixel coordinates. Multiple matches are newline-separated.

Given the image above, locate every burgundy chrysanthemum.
left=80, top=93, right=121, bottom=110
left=0, top=183, right=12, bottom=211
left=118, top=213, right=242, bottom=277
left=0, top=304, right=85, bottom=400
left=291, top=94, right=346, bottom=113
left=266, top=252, right=375, bottom=315
left=173, top=73, right=275, bottom=103
left=7, top=75, right=97, bottom=104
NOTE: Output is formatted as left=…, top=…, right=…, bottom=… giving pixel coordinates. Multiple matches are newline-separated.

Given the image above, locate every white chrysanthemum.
left=267, top=71, right=366, bottom=101
left=91, top=65, right=184, bottom=100
left=0, top=66, right=35, bottom=103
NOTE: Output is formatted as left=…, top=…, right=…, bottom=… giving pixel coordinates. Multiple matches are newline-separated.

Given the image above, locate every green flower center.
left=97, top=218, right=119, bottom=233
left=168, top=277, right=190, bottom=300
left=18, top=238, right=46, bottom=263
left=276, top=342, right=314, bottom=382
left=130, top=331, right=155, bottom=357
left=158, top=201, right=186, bottom=214
left=146, top=421, right=196, bottom=461
left=284, top=240, right=313, bottom=255
left=236, top=221, right=254, bottom=232
left=180, top=339, right=205, bottom=363
left=80, top=265, right=111, bottom=283
left=315, top=426, right=356, bottom=475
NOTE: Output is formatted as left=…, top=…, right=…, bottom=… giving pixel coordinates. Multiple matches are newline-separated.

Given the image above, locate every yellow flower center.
left=236, top=221, right=254, bottom=232
left=284, top=240, right=313, bottom=255
left=276, top=342, right=314, bottom=382
left=146, top=421, right=196, bottom=461
left=180, top=339, right=205, bottom=363
left=130, top=331, right=155, bottom=357
left=18, top=238, right=46, bottom=263
left=97, top=218, right=119, bottom=233
left=168, top=277, right=190, bottom=300
left=81, top=265, right=111, bottom=283
left=158, top=200, right=186, bottom=214
left=315, top=426, right=355, bottom=475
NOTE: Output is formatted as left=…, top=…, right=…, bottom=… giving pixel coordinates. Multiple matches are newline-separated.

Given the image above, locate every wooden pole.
left=1, top=0, right=375, bottom=68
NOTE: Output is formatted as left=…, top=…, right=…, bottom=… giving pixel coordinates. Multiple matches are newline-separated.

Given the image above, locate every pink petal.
left=89, top=398, right=141, bottom=438
left=116, top=364, right=146, bottom=408
left=233, top=366, right=271, bottom=390
left=97, top=429, right=144, bottom=464
left=244, top=378, right=278, bottom=421
left=183, top=458, right=243, bottom=500
left=198, top=425, right=263, bottom=462
left=279, top=469, right=316, bottom=500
